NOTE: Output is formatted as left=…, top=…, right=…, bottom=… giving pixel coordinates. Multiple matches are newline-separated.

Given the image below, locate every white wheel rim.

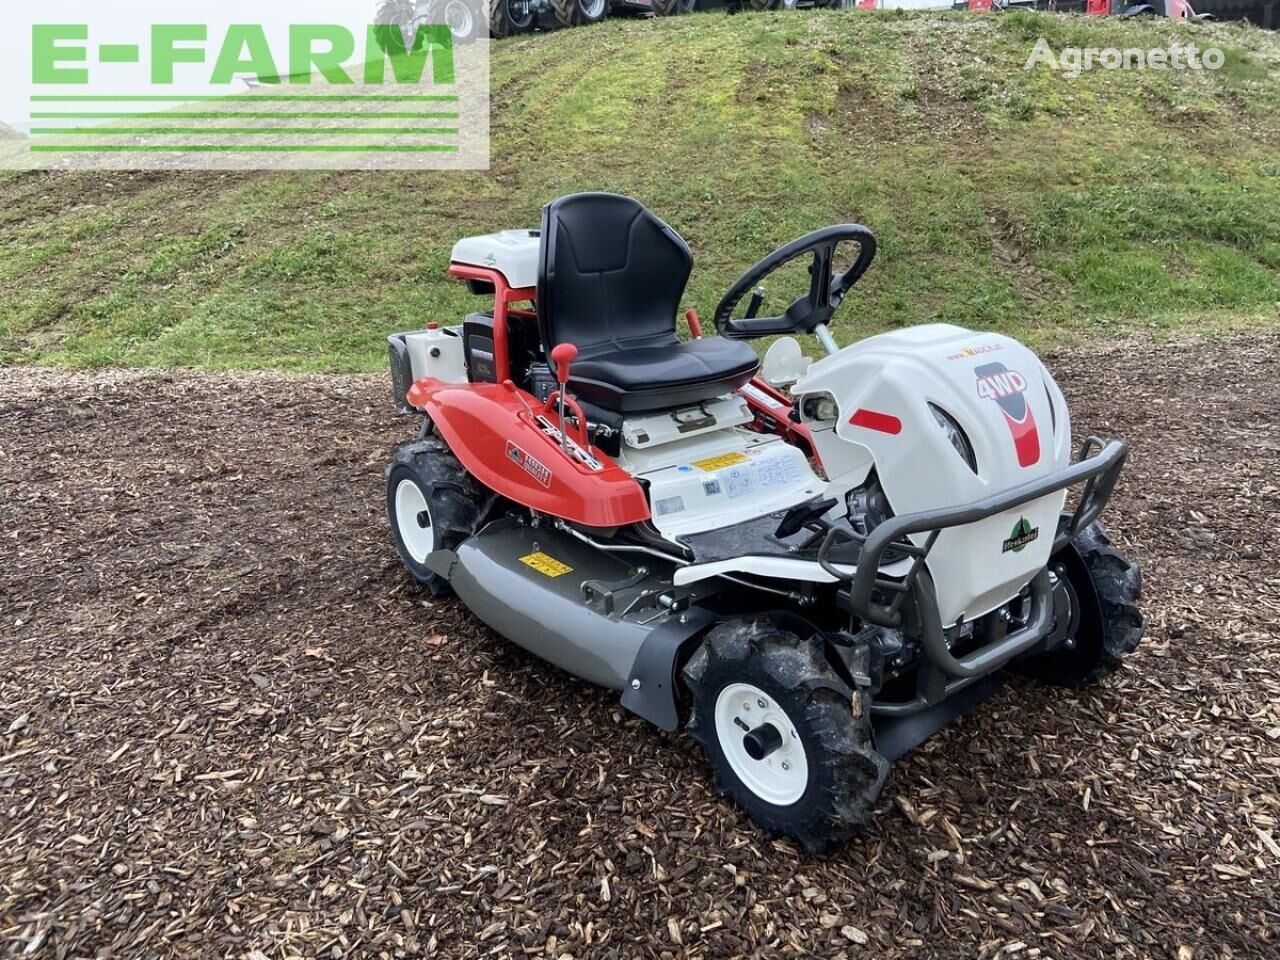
left=714, top=682, right=809, bottom=806
left=394, top=478, right=435, bottom=564
left=445, top=0, right=474, bottom=35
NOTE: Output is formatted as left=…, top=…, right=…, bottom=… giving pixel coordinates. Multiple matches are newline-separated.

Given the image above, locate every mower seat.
left=538, top=193, right=760, bottom=414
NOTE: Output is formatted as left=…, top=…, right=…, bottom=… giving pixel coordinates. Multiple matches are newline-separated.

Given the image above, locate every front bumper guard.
left=817, top=437, right=1128, bottom=678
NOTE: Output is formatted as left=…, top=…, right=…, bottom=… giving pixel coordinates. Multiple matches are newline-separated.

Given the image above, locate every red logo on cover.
left=975, top=363, right=1040, bottom=468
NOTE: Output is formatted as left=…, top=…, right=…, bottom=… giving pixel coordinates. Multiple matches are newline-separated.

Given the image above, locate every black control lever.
left=775, top=497, right=839, bottom=540
left=744, top=286, right=765, bottom=320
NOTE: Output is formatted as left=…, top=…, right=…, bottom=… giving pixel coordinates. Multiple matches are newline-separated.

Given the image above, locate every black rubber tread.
left=1075, top=523, right=1144, bottom=681
left=385, top=434, right=483, bottom=597
left=746, top=0, right=779, bottom=9
left=488, top=0, right=532, bottom=36
left=1014, top=522, right=1144, bottom=687
left=682, top=618, right=888, bottom=852
left=651, top=0, right=686, bottom=14
left=550, top=0, right=608, bottom=26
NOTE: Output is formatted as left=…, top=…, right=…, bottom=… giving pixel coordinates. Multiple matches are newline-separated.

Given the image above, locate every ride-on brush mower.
left=385, top=193, right=1144, bottom=850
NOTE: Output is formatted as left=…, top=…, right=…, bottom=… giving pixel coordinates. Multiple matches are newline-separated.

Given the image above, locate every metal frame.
left=446, top=262, right=537, bottom=384
left=817, top=437, right=1128, bottom=676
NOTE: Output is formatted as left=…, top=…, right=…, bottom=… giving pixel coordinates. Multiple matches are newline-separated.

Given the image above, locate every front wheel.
left=1013, top=523, right=1144, bottom=686
left=551, top=0, right=609, bottom=25
left=683, top=619, right=888, bottom=852
left=386, top=435, right=484, bottom=596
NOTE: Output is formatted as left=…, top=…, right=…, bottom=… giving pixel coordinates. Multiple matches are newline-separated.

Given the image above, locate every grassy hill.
left=1, top=11, right=1278, bottom=371
left=0, top=122, right=22, bottom=140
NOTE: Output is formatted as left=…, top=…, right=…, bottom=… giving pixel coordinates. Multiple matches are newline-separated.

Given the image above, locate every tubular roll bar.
left=447, top=263, right=536, bottom=384
left=818, top=437, right=1128, bottom=674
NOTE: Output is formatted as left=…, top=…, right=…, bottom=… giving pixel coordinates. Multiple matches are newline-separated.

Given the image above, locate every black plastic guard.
left=387, top=335, right=413, bottom=414
left=620, top=606, right=717, bottom=731
left=872, top=673, right=1005, bottom=761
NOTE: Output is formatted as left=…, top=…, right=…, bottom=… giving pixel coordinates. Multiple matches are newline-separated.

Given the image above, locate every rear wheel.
left=683, top=619, right=888, bottom=852
left=1013, top=523, right=1144, bottom=686
left=551, top=0, right=609, bottom=25
left=489, top=0, right=536, bottom=35
left=386, top=434, right=484, bottom=596
left=652, top=0, right=695, bottom=12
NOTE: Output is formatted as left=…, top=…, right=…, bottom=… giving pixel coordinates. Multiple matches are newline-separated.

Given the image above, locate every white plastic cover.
left=450, top=230, right=540, bottom=288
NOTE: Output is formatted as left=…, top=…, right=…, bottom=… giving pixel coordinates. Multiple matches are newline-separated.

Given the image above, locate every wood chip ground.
left=1, top=337, right=1278, bottom=958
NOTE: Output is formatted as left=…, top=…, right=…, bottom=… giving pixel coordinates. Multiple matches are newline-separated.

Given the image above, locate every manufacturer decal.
left=975, top=361, right=1040, bottom=468
left=519, top=551, right=572, bottom=577
left=946, top=342, right=1004, bottom=361
left=506, top=441, right=551, bottom=487
left=1002, top=517, right=1040, bottom=554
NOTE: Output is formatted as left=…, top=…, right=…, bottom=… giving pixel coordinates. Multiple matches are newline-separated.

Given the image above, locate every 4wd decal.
left=1002, top=517, right=1040, bottom=554
left=506, top=441, right=552, bottom=488
left=975, top=361, right=1041, bottom=468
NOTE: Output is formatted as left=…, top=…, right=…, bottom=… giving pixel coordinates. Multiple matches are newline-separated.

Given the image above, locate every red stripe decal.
left=1004, top=408, right=1041, bottom=467
left=849, top=409, right=902, bottom=435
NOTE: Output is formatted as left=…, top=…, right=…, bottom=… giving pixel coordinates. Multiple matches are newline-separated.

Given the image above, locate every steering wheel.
left=714, top=224, right=876, bottom=340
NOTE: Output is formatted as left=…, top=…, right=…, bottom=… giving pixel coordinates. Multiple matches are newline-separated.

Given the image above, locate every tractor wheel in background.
left=418, top=0, right=486, bottom=42
left=653, top=0, right=694, bottom=12
left=386, top=434, right=484, bottom=597
left=683, top=619, right=889, bottom=852
left=551, top=0, right=609, bottom=26
left=1012, top=523, right=1144, bottom=687
left=746, top=0, right=778, bottom=7
left=489, top=0, right=536, bottom=35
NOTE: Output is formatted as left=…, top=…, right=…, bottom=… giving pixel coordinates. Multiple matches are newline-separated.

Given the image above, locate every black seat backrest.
left=537, top=193, right=693, bottom=358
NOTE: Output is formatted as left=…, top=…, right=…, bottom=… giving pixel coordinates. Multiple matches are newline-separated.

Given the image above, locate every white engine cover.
left=794, top=324, right=1073, bottom=624
left=450, top=229, right=540, bottom=288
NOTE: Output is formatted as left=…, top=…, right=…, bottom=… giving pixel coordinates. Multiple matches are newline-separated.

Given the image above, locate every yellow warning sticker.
left=519, top=551, right=573, bottom=578
left=691, top=451, right=749, bottom=472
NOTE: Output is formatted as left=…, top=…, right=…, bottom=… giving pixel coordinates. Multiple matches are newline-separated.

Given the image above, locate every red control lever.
left=550, top=342, right=577, bottom=385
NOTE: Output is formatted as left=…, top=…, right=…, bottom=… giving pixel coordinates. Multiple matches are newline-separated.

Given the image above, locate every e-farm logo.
left=1, top=1, right=489, bottom=171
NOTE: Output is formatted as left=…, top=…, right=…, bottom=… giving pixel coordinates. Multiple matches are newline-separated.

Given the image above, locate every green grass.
left=1, top=10, right=1279, bottom=371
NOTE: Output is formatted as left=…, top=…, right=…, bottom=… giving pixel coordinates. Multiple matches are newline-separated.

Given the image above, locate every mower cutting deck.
left=384, top=192, right=1144, bottom=851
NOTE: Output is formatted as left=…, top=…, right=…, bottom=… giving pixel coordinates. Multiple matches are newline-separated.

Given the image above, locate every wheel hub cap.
left=394, top=479, right=434, bottom=564
left=714, top=682, right=809, bottom=806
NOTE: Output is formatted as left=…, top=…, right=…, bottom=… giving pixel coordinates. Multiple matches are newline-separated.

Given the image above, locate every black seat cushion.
left=570, top=338, right=760, bottom=412
left=538, top=193, right=760, bottom=413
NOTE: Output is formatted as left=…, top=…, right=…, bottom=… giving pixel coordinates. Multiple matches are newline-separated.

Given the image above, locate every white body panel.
left=617, top=429, right=822, bottom=541
left=404, top=326, right=467, bottom=383
left=762, top=337, right=813, bottom=387
left=673, top=554, right=913, bottom=587
left=793, top=324, right=1072, bottom=623
left=450, top=229, right=540, bottom=287
left=622, top=395, right=753, bottom=450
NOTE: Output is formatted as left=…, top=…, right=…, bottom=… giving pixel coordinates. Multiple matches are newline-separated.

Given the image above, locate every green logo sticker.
left=1002, top=517, right=1039, bottom=554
